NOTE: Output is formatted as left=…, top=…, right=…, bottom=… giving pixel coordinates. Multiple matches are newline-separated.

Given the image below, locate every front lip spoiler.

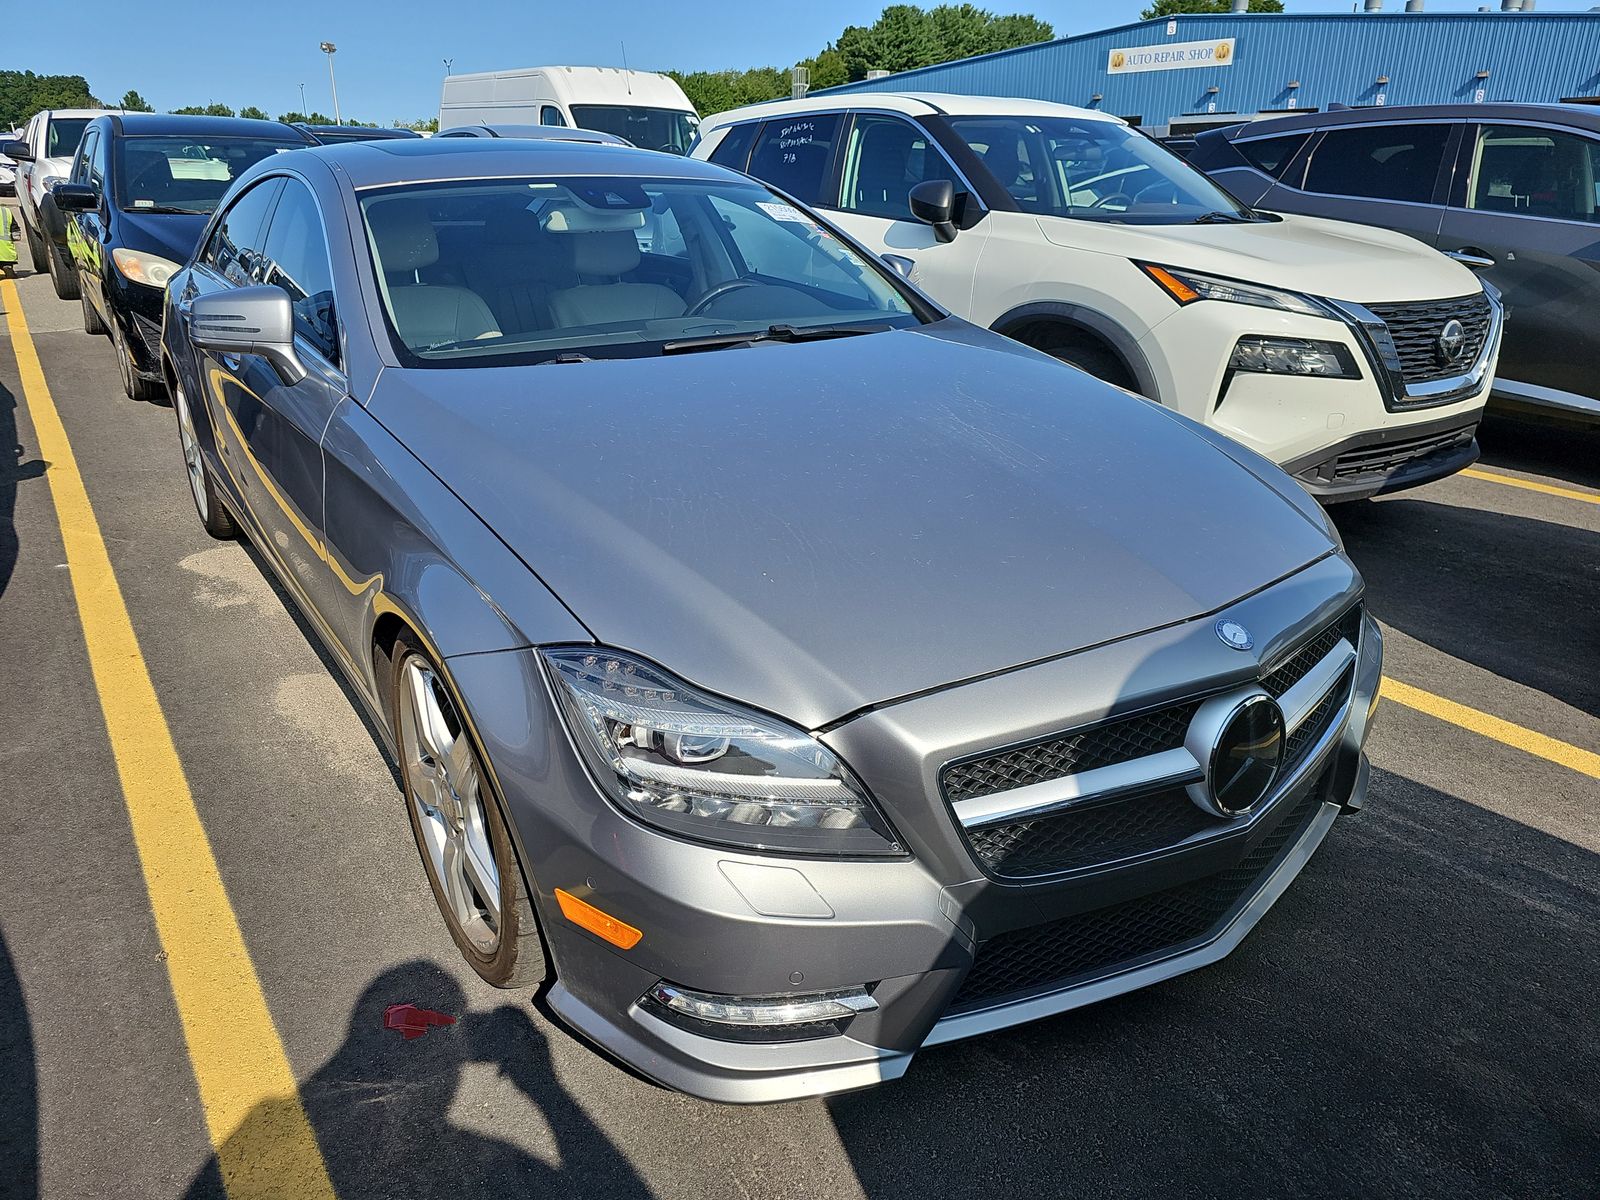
left=926, top=795, right=1343, bottom=1047
left=1283, top=411, right=1482, bottom=503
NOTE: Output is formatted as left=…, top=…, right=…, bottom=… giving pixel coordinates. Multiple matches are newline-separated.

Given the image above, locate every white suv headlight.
left=544, top=648, right=904, bottom=857
left=1139, top=262, right=1333, bottom=318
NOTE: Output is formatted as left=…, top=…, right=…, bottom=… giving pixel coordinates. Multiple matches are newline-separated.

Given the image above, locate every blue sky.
left=10, top=1, right=1595, bottom=124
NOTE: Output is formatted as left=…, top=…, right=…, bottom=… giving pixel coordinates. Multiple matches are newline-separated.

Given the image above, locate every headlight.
left=1138, top=263, right=1332, bottom=318
left=544, top=648, right=903, bottom=857
left=41, top=174, right=66, bottom=192
left=112, top=248, right=182, bottom=289
left=1229, top=336, right=1358, bottom=379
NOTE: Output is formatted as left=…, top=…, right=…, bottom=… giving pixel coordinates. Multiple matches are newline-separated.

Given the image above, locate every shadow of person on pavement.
left=0, top=378, right=48, bottom=604
left=183, top=961, right=652, bottom=1200
left=0, top=924, right=38, bottom=1200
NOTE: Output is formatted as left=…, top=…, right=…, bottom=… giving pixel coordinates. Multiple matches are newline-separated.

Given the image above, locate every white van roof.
left=442, top=66, right=693, bottom=113
left=700, top=92, right=1123, bottom=130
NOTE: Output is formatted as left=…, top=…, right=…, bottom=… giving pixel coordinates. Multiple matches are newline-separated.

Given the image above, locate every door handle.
left=1444, top=249, right=1496, bottom=271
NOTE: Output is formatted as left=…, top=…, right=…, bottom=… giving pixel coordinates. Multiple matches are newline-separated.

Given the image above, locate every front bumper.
left=1284, top=409, right=1481, bottom=502
left=454, top=557, right=1380, bottom=1104
left=1138, top=288, right=1500, bottom=474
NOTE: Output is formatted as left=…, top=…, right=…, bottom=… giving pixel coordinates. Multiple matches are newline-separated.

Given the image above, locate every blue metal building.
left=815, top=8, right=1600, bottom=134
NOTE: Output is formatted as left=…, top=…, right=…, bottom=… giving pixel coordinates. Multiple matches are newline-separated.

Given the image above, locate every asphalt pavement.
left=1, top=223, right=1596, bottom=1199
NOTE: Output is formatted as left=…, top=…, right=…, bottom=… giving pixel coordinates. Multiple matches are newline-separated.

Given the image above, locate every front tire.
left=113, top=320, right=162, bottom=402
left=392, top=634, right=548, bottom=989
left=46, top=237, right=78, bottom=300
left=171, top=371, right=237, bottom=539
left=81, top=291, right=105, bottom=335
left=21, top=211, right=47, bottom=273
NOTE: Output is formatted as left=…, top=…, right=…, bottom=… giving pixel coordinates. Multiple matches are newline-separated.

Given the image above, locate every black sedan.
left=52, top=113, right=314, bottom=399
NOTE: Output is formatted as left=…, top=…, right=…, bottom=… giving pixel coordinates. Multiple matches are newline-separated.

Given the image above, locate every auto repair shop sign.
left=1107, top=38, right=1236, bottom=74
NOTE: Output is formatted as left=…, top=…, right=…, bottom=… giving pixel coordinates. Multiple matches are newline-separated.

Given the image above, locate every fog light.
left=1229, top=336, right=1358, bottom=379
left=645, top=982, right=877, bottom=1028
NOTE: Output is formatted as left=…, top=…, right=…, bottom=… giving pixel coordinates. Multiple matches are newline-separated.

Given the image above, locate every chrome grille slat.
left=1367, top=292, right=1492, bottom=387
left=942, top=606, right=1362, bottom=881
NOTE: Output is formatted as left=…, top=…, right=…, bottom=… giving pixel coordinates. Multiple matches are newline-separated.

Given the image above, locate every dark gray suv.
left=1191, top=103, right=1600, bottom=424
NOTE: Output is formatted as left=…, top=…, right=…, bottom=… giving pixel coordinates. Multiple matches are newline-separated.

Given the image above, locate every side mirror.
left=908, top=179, right=957, bottom=243
left=3, top=139, right=33, bottom=162
left=189, top=286, right=307, bottom=385
left=52, top=182, right=99, bottom=212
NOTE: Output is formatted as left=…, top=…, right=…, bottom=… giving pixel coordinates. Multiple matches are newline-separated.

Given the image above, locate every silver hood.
left=370, top=324, right=1336, bottom=727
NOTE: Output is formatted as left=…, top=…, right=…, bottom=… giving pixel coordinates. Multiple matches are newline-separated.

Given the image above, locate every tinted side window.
left=1237, top=133, right=1309, bottom=179
left=747, top=114, right=841, bottom=205
left=1469, top=125, right=1600, bottom=223
left=71, top=130, right=97, bottom=184
left=708, top=122, right=758, bottom=172
left=1303, top=124, right=1451, bottom=204
left=203, top=177, right=284, bottom=286
left=540, top=105, right=567, bottom=128
left=259, top=180, right=339, bottom=365
left=837, top=114, right=959, bottom=220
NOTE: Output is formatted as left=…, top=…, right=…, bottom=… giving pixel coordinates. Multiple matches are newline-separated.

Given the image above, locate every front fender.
left=320, top=397, right=593, bottom=704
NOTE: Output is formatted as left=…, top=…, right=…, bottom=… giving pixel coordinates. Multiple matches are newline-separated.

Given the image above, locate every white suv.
left=7, top=108, right=105, bottom=274
left=692, top=93, right=1502, bottom=501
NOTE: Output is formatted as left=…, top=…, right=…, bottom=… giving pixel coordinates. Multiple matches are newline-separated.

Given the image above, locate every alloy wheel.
left=172, top=380, right=209, bottom=522
left=396, top=655, right=502, bottom=955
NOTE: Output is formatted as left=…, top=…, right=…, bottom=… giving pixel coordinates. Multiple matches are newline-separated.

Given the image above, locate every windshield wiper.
left=1191, top=210, right=1254, bottom=224
left=662, top=323, right=891, bottom=356
left=127, top=205, right=208, bottom=215
left=536, top=351, right=594, bottom=364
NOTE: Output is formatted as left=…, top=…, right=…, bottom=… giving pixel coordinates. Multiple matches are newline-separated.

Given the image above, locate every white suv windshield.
left=359, top=175, right=921, bottom=365
left=949, top=115, right=1253, bottom=224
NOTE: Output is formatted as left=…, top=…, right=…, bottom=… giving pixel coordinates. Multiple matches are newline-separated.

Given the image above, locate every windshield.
left=948, top=115, right=1251, bottom=224
left=116, top=136, right=304, bottom=214
left=569, top=106, right=699, bottom=154
left=46, top=118, right=91, bottom=160
left=359, top=175, right=922, bottom=366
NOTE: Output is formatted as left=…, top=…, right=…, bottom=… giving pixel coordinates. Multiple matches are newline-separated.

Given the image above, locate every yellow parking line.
left=1460, top=467, right=1600, bottom=507
left=1, top=280, right=337, bottom=1200
left=1381, top=676, right=1600, bottom=779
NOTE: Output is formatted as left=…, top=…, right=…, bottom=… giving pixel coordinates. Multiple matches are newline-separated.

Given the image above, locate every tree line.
left=664, top=3, right=1054, bottom=118
left=0, top=70, right=432, bottom=132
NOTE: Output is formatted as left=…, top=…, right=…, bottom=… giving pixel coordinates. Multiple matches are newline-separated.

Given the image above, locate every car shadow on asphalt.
left=826, top=768, right=1600, bottom=1198
left=1479, top=413, right=1600, bottom=493
left=182, top=960, right=652, bottom=1200
left=0, top=377, right=48, bottom=604
left=1333, top=496, right=1600, bottom=718
left=0, top=925, right=38, bottom=1199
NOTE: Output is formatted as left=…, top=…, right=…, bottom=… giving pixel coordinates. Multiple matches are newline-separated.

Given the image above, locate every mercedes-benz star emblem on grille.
left=1436, top=318, right=1468, bottom=365
left=1209, top=695, right=1285, bottom=816
left=1215, top=619, right=1253, bottom=651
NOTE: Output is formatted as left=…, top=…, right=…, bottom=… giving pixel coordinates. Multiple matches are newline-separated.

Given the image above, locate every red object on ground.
left=384, top=1003, right=458, bottom=1040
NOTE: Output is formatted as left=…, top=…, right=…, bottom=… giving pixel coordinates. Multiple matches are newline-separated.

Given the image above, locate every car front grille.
left=949, top=767, right=1332, bottom=1012
left=1366, top=292, right=1492, bottom=388
left=942, top=702, right=1199, bottom=804
left=944, top=607, right=1360, bottom=881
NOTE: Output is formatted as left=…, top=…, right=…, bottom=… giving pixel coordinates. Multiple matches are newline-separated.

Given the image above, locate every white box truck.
left=438, top=66, right=699, bottom=152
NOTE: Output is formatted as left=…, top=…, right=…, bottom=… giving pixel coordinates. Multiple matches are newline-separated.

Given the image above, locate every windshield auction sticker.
left=1108, top=38, right=1235, bottom=74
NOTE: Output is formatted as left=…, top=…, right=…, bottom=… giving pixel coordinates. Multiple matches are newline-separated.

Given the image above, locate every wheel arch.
left=991, top=301, right=1159, bottom=400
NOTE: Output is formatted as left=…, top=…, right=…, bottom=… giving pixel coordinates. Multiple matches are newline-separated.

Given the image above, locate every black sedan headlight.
left=544, top=648, right=903, bottom=857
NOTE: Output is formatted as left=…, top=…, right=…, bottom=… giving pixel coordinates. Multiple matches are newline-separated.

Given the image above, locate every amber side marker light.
left=1140, top=264, right=1202, bottom=304
left=555, top=888, right=643, bottom=949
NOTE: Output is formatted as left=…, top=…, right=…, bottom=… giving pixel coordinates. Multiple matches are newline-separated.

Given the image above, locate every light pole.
left=443, top=58, right=453, bottom=76
left=298, top=82, right=307, bottom=119
left=320, top=41, right=341, bottom=125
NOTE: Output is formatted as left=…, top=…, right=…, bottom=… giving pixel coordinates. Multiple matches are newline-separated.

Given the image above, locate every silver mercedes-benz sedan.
left=159, top=137, right=1382, bottom=1103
